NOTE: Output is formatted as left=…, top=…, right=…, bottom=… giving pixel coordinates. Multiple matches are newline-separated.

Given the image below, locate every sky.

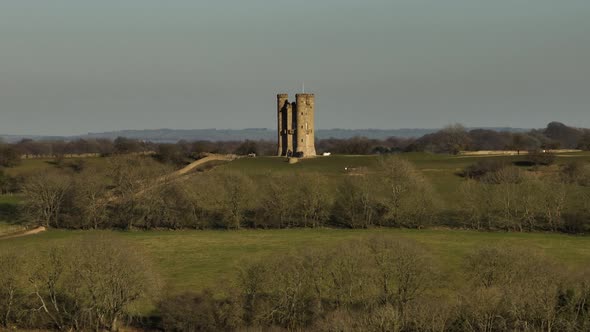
left=1, top=0, right=589, bottom=136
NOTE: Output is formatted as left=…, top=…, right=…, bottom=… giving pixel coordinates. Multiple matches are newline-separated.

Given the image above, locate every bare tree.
left=210, top=172, right=256, bottom=229
left=21, top=172, right=71, bottom=228
left=293, top=173, right=332, bottom=228
left=67, top=235, right=160, bottom=331
left=0, top=250, right=27, bottom=328
left=375, top=156, right=438, bottom=227
left=333, top=176, right=378, bottom=228
left=366, top=236, right=436, bottom=325
left=538, top=179, right=567, bottom=231
left=27, top=235, right=159, bottom=331
left=257, top=174, right=295, bottom=228
left=69, top=172, right=109, bottom=229
left=463, top=245, right=565, bottom=331
left=107, top=155, right=171, bottom=229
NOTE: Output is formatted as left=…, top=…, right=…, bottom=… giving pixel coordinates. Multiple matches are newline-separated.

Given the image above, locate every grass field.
left=2, top=228, right=589, bottom=293
left=217, top=152, right=590, bottom=202
left=3, top=156, right=111, bottom=177
left=2, top=151, right=590, bottom=228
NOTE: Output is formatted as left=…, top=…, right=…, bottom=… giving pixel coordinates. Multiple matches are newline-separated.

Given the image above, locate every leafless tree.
left=0, top=250, right=27, bottom=328
left=293, top=173, right=332, bottom=228
left=21, top=172, right=71, bottom=228
left=257, top=174, right=295, bottom=228
left=375, top=156, right=438, bottom=227
left=333, top=176, right=378, bottom=228
left=366, top=236, right=436, bottom=325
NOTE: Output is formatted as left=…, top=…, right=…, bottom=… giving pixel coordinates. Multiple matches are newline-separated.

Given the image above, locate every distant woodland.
left=1, top=122, right=589, bottom=163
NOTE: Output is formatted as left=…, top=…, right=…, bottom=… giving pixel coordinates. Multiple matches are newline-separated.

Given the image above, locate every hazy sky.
left=1, top=1, right=589, bottom=135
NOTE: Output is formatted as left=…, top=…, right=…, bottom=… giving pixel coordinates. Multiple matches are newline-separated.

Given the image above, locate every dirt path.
left=0, top=226, right=46, bottom=240
left=173, top=154, right=238, bottom=176
left=0, top=154, right=240, bottom=241
left=103, top=153, right=239, bottom=204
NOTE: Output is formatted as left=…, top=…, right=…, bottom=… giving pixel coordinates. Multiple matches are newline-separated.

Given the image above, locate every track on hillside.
left=0, top=226, right=46, bottom=240
left=0, top=154, right=240, bottom=241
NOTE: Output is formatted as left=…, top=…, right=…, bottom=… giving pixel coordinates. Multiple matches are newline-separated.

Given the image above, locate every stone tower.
left=277, top=93, right=316, bottom=157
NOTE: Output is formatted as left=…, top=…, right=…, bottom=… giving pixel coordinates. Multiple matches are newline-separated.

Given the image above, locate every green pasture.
left=3, top=156, right=111, bottom=177
left=2, top=229, right=589, bottom=294
left=217, top=152, right=590, bottom=202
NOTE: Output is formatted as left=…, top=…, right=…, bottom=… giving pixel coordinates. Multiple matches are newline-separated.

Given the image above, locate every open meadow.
left=216, top=152, right=590, bottom=203
left=2, top=228, right=590, bottom=294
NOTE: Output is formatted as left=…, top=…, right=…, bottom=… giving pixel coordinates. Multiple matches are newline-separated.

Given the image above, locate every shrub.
left=0, top=145, right=21, bottom=167
left=67, top=159, right=86, bottom=173
left=460, top=160, right=507, bottom=180
left=234, top=140, right=259, bottom=156
left=561, top=212, right=590, bottom=234
left=0, top=171, right=23, bottom=194
left=0, top=236, right=159, bottom=331
left=527, top=150, right=556, bottom=166
left=561, top=161, right=590, bottom=186
left=480, top=165, right=526, bottom=184
left=157, top=291, right=242, bottom=332
left=154, top=144, right=187, bottom=166
left=374, top=156, right=438, bottom=227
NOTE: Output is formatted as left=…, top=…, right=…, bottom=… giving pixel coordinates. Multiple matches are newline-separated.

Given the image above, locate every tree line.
left=13, top=155, right=590, bottom=234
left=2, top=122, right=590, bottom=166
left=2, top=236, right=589, bottom=331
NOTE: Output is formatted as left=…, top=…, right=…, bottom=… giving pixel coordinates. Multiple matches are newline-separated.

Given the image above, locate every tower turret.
left=276, top=92, right=316, bottom=157
left=295, top=93, right=316, bottom=157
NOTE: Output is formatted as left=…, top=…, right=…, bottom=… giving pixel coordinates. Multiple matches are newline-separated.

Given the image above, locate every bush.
left=460, top=160, right=507, bottom=180
left=561, top=161, right=590, bottom=186
left=156, top=291, right=242, bottom=332
left=0, top=170, right=23, bottom=194
left=527, top=150, right=556, bottom=166
left=234, top=140, right=259, bottom=156
left=154, top=144, right=187, bottom=166
left=374, top=156, right=438, bottom=227
left=561, top=212, right=590, bottom=234
left=67, top=159, right=86, bottom=173
left=0, top=145, right=21, bottom=167
left=480, top=165, right=525, bottom=184
left=0, top=235, right=159, bottom=331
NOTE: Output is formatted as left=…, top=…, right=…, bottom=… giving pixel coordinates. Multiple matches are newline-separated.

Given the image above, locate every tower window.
left=301, top=139, right=304, bottom=142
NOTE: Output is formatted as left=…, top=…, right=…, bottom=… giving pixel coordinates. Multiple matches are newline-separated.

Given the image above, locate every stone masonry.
left=277, top=93, right=317, bottom=157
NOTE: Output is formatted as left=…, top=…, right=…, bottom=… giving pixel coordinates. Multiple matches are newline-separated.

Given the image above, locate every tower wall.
left=286, top=102, right=294, bottom=154
left=295, top=93, right=316, bottom=157
left=277, top=94, right=288, bottom=156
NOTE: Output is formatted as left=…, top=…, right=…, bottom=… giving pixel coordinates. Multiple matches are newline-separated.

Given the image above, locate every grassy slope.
left=3, top=156, right=111, bottom=177
left=0, top=195, right=24, bottom=235
left=2, top=229, right=589, bottom=293
left=217, top=152, right=590, bottom=203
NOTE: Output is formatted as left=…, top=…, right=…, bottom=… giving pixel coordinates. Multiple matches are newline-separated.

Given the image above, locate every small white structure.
left=322, top=152, right=331, bottom=156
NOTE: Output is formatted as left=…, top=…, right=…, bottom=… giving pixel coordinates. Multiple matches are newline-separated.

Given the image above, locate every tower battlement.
left=277, top=93, right=316, bottom=157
